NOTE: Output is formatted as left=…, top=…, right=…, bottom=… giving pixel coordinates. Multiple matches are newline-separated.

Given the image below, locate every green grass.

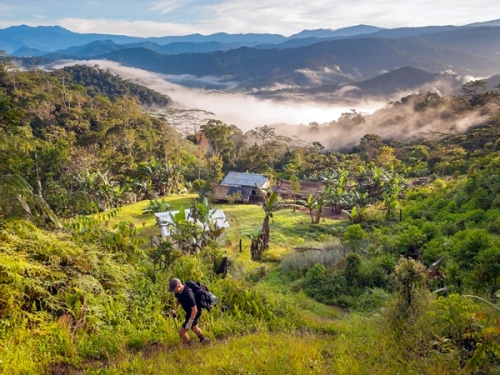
left=61, top=314, right=460, bottom=375
left=1, top=201, right=487, bottom=375
left=101, top=195, right=344, bottom=259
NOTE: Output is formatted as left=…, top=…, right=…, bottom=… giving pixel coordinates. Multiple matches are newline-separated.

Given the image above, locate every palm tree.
left=260, top=191, right=280, bottom=251
left=251, top=190, right=294, bottom=260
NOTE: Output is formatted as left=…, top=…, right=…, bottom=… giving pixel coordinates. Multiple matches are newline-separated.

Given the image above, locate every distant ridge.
left=87, top=37, right=498, bottom=89
left=289, top=25, right=385, bottom=39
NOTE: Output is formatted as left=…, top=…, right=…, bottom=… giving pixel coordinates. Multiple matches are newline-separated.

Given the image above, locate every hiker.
left=168, top=278, right=210, bottom=345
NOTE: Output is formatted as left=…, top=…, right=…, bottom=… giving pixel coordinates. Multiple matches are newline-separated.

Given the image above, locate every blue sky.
left=0, top=0, right=498, bottom=37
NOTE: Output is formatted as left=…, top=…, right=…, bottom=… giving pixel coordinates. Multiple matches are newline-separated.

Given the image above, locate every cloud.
left=51, top=59, right=385, bottom=132
left=57, top=18, right=199, bottom=37
left=49, top=59, right=491, bottom=151
left=150, top=0, right=195, bottom=15
left=294, top=66, right=355, bottom=85
left=3, top=1, right=500, bottom=37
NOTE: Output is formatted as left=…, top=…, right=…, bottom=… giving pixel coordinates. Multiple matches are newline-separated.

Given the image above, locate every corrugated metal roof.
left=221, top=172, right=269, bottom=188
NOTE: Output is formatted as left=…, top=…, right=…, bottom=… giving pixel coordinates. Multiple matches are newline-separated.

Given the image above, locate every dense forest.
left=0, top=57, right=499, bottom=374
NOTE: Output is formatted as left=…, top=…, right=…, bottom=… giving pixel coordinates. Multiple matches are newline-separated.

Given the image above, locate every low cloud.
left=52, top=59, right=385, bottom=132
left=50, top=59, right=491, bottom=151
left=294, top=66, right=355, bottom=85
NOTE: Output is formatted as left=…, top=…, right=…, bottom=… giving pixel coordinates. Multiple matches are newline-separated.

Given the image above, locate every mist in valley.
left=53, top=60, right=493, bottom=151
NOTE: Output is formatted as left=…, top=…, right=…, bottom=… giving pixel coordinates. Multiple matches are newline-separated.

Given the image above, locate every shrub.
left=463, top=208, right=486, bottom=229
left=450, top=229, right=493, bottom=270
left=358, top=255, right=395, bottom=289
left=171, top=256, right=204, bottom=282
left=472, top=245, right=500, bottom=294
left=422, top=237, right=448, bottom=265
left=485, top=208, right=500, bottom=233
left=342, top=224, right=367, bottom=251
left=392, top=257, right=429, bottom=317
left=424, top=294, right=500, bottom=371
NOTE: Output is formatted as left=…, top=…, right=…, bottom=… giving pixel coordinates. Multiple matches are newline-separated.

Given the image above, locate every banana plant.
left=342, top=205, right=366, bottom=224
left=383, top=191, right=398, bottom=221
left=243, top=226, right=264, bottom=261
left=142, top=197, right=171, bottom=214
left=167, top=206, right=203, bottom=254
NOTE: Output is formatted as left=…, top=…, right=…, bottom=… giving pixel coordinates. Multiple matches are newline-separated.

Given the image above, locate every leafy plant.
left=142, top=197, right=171, bottom=214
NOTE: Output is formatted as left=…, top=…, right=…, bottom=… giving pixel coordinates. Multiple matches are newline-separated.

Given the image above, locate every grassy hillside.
left=2, top=191, right=499, bottom=374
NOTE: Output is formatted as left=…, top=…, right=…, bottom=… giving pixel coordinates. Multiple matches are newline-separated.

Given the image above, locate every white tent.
left=154, top=208, right=230, bottom=238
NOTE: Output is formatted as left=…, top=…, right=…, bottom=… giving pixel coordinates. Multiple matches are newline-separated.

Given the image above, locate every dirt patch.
left=295, top=206, right=347, bottom=220
left=50, top=364, right=81, bottom=375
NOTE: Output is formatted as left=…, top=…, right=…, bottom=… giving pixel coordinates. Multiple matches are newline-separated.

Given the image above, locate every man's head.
left=168, top=278, right=182, bottom=293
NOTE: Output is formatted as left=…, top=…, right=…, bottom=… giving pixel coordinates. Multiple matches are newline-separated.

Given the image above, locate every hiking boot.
left=200, top=337, right=211, bottom=345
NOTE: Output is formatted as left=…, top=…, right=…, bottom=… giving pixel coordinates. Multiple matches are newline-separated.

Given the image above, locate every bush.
left=450, top=229, right=493, bottom=270
left=281, top=249, right=342, bottom=273
left=342, top=224, right=369, bottom=252
left=171, top=256, right=204, bottom=282
left=392, top=257, right=429, bottom=315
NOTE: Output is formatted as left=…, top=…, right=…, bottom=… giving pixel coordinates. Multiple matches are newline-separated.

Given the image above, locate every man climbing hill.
left=168, top=278, right=211, bottom=346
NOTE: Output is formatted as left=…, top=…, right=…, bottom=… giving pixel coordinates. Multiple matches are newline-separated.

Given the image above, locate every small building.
left=274, top=180, right=325, bottom=200
left=154, top=208, right=230, bottom=239
left=212, top=172, right=270, bottom=203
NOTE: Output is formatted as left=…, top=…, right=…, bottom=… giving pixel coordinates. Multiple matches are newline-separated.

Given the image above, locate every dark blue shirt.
left=175, top=286, right=196, bottom=315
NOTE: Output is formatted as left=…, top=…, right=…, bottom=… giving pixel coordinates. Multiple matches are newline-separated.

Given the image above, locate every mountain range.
left=2, top=20, right=500, bottom=99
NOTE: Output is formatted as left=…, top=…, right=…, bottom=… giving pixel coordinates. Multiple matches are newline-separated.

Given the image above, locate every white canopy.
left=154, top=209, right=230, bottom=238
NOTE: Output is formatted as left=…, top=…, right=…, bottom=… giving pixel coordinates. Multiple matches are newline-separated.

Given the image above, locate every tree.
left=302, top=193, right=326, bottom=224
left=374, top=145, right=398, bottom=169
left=250, top=191, right=293, bottom=260
left=359, top=134, right=383, bottom=162
left=244, top=226, right=264, bottom=262
left=460, top=80, right=488, bottom=107
left=200, top=120, right=235, bottom=157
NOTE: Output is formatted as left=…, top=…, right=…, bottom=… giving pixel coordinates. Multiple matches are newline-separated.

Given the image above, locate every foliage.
left=2, top=66, right=500, bottom=373
left=62, top=64, right=171, bottom=106
left=142, top=197, right=171, bottom=214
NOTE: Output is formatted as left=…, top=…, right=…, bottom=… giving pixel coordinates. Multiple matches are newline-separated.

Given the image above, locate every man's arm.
left=190, top=305, right=198, bottom=319
left=170, top=298, right=180, bottom=317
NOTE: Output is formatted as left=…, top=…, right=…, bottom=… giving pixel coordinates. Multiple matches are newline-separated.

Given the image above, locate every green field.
left=105, top=194, right=343, bottom=259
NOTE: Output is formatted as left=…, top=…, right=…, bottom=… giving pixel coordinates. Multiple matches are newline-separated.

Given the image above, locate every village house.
left=211, top=172, right=270, bottom=203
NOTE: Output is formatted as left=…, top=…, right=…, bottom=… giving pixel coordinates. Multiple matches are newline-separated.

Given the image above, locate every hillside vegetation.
left=0, top=57, right=499, bottom=374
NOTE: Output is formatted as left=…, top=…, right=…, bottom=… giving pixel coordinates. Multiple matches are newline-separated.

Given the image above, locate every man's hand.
left=169, top=310, right=177, bottom=318
left=185, top=318, right=194, bottom=330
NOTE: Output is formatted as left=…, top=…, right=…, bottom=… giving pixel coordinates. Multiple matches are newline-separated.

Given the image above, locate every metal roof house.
left=154, top=209, right=230, bottom=239
left=212, top=172, right=270, bottom=202
left=221, top=172, right=270, bottom=188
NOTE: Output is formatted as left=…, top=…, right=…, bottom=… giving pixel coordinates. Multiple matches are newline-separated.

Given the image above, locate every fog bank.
left=52, top=60, right=387, bottom=131
left=51, top=60, right=493, bottom=151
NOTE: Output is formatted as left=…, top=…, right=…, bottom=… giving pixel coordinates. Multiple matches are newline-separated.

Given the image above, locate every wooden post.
left=239, top=239, right=242, bottom=253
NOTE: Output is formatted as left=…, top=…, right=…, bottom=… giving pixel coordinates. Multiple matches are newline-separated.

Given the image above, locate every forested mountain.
left=5, top=22, right=500, bottom=98
left=86, top=37, right=497, bottom=90
left=0, top=25, right=286, bottom=54
left=0, top=25, right=144, bottom=54
left=61, top=64, right=171, bottom=106
left=33, top=40, right=253, bottom=59
left=261, top=66, right=447, bottom=100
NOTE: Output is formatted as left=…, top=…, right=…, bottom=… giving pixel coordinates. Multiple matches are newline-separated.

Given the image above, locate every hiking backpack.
left=185, top=280, right=218, bottom=311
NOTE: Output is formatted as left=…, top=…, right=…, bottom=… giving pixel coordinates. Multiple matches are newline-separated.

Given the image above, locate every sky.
left=0, top=0, right=498, bottom=37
